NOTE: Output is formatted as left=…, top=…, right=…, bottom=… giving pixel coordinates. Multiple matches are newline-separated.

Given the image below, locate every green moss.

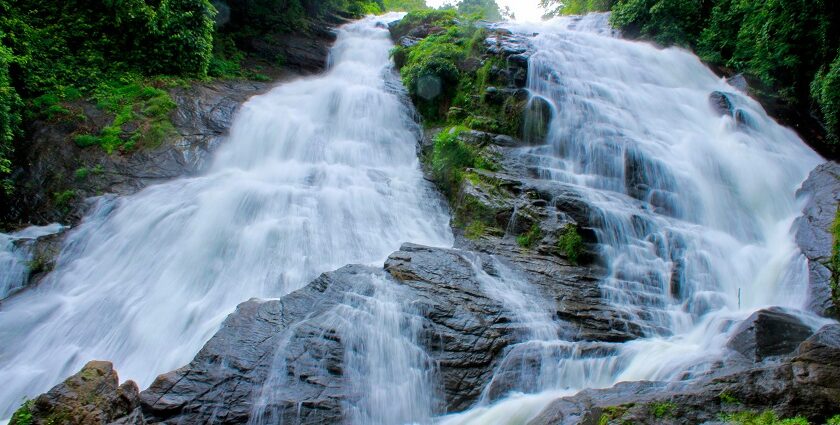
left=812, top=52, right=840, bottom=144
left=650, top=401, right=676, bottom=418
left=53, top=189, right=77, bottom=212
left=464, top=220, right=487, bottom=240
left=9, top=399, right=33, bottom=425
left=517, top=223, right=543, bottom=248
left=74, top=167, right=90, bottom=180
left=719, top=390, right=741, bottom=405
left=598, top=404, right=633, bottom=425
left=721, top=410, right=809, bottom=425
left=73, top=76, right=177, bottom=153
left=557, top=223, right=584, bottom=265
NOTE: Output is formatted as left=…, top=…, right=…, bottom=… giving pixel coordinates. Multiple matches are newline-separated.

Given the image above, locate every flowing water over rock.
left=0, top=14, right=452, bottom=420
left=438, top=13, right=825, bottom=424
left=0, top=223, right=64, bottom=300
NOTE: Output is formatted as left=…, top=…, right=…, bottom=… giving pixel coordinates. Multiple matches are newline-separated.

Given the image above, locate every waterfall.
left=439, top=13, right=824, bottom=425
left=0, top=13, right=452, bottom=420
left=0, top=223, right=64, bottom=300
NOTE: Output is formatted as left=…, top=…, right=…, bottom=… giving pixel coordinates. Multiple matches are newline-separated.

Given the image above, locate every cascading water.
left=439, top=13, right=825, bottom=425
left=0, top=224, right=64, bottom=300
left=0, top=13, right=452, bottom=420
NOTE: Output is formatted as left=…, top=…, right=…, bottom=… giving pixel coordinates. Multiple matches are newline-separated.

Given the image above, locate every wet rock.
left=3, top=80, right=272, bottom=228
left=794, top=161, right=840, bottom=317
left=131, top=240, right=635, bottom=424
left=523, top=96, right=553, bottom=144
left=529, top=325, right=840, bottom=425
left=709, top=91, right=735, bottom=117
left=13, top=361, right=141, bottom=425
left=727, top=73, right=749, bottom=93
left=726, top=308, right=813, bottom=362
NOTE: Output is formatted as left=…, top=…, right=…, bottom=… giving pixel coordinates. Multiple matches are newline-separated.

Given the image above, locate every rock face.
left=529, top=324, right=840, bottom=425
left=10, top=361, right=142, bottom=425
left=726, top=308, right=814, bottom=362
left=131, top=243, right=628, bottom=424
left=794, top=161, right=840, bottom=317
left=2, top=80, right=273, bottom=228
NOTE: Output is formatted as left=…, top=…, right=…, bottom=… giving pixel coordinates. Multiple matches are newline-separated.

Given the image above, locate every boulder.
left=794, top=161, right=840, bottom=317
left=10, top=361, right=141, bottom=425
left=726, top=308, right=813, bottom=362
left=529, top=325, right=840, bottom=425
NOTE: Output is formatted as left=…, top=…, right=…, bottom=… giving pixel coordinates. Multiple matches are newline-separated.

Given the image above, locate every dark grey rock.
left=794, top=161, right=840, bottom=317
left=529, top=325, right=840, bottom=425
left=709, top=91, right=735, bottom=117
left=726, top=308, right=813, bottom=362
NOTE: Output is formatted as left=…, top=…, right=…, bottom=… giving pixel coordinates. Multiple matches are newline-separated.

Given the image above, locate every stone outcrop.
left=10, top=361, right=142, bottom=425
left=794, top=161, right=840, bottom=317
left=529, top=324, right=840, bottom=425
left=726, top=308, right=814, bottom=362
left=130, top=242, right=629, bottom=424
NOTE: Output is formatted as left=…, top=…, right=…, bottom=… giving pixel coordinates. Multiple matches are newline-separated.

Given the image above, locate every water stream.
left=0, top=11, right=828, bottom=425
left=438, top=13, right=825, bottom=424
left=0, top=13, right=452, bottom=420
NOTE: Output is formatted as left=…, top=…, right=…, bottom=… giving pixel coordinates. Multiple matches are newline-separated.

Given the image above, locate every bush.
left=0, top=40, right=21, bottom=193
left=557, top=224, right=584, bottom=264
left=611, top=0, right=709, bottom=46
left=517, top=223, right=543, bottom=248
left=812, top=51, right=840, bottom=144
left=721, top=410, right=809, bottom=425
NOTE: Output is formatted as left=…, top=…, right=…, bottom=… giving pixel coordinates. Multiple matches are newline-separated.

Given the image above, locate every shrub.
left=517, top=223, right=543, bottom=248
left=812, top=51, right=840, bottom=144
left=9, top=399, right=33, bottom=425
left=0, top=40, right=21, bottom=193
left=721, top=410, right=809, bottom=425
left=650, top=401, right=676, bottom=418
left=557, top=223, right=584, bottom=264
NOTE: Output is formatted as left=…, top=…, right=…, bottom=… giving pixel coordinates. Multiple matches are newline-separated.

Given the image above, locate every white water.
left=0, top=223, right=64, bottom=300
left=439, top=13, right=825, bottom=425
left=0, top=13, right=452, bottom=420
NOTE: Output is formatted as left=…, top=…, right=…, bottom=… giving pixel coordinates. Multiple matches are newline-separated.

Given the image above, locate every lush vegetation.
left=384, top=0, right=429, bottom=11
left=0, top=0, right=387, bottom=204
left=393, top=9, right=527, bottom=133
left=557, top=223, right=584, bottom=264
left=9, top=399, right=32, bottom=425
left=721, top=410, right=809, bottom=425
left=540, top=0, right=616, bottom=16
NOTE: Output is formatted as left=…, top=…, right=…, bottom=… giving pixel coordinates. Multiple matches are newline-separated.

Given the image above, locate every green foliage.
left=719, top=390, right=741, bottom=405
left=457, top=0, right=504, bottom=21
left=598, top=405, right=632, bottom=425
left=0, top=38, right=21, bottom=192
left=812, top=51, right=840, bottom=144
left=75, top=167, right=90, bottom=180
left=394, top=10, right=526, bottom=135
left=517, top=223, right=543, bottom=248
left=431, top=126, right=478, bottom=195
left=650, top=401, right=676, bottom=418
left=721, top=410, right=809, bottom=425
left=384, top=0, right=428, bottom=11
left=557, top=223, right=584, bottom=264
left=540, top=0, right=616, bottom=16
left=9, top=399, right=33, bottom=425
left=827, top=415, right=840, bottom=425
left=464, top=220, right=487, bottom=239
left=611, top=0, right=708, bottom=46
left=74, top=77, right=177, bottom=153
left=1, top=0, right=216, bottom=96
left=53, top=189, right=77, bottom=212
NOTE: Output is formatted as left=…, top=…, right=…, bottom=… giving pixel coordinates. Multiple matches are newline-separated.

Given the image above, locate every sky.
left=425, top=0, right=547, bottom=21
